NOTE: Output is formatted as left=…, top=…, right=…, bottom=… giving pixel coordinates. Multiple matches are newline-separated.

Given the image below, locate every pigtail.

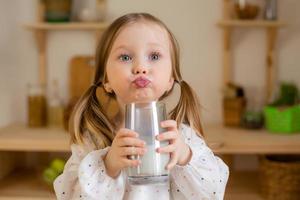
left=69, top=82, right=116, bottom=149
left=169, top=80, right=204, bottom=136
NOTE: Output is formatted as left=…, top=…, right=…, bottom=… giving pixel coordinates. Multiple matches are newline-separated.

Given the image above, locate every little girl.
left=54, top=13, right=229, bottom=200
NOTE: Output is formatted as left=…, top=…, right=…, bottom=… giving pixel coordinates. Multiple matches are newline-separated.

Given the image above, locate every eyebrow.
left=113, top=43, right=167, bottom=52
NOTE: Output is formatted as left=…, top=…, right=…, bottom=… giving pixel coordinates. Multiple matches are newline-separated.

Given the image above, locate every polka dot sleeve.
left=78, top=148, right=126, bottom=199
left=170, top=124, right=229, bottom=200
left=54, top=138, right=125, bottom=199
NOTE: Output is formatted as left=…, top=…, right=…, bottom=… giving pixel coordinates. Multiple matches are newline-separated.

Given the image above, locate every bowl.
left=234, top=3, right=260, bottom=20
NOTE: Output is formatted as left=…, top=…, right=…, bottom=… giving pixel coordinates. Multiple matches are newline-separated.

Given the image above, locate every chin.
left=133, top=96, right=155, bottom=103
left=135, top=99, right=157, bottom=103
left=132, top=90, right=151, bottom=101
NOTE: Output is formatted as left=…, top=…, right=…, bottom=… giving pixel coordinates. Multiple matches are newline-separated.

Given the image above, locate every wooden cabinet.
left=0, top=1, right=108, bottom=199
left=25, top=0, right=108, bottom=87
left=216, top=1, right=290, bottom=199
left=25, top=22, right=108, bottom=88
left=218, top=0, right=286, bottom=102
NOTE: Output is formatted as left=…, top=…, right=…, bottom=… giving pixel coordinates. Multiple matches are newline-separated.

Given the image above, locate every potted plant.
left=264, top=82, right=300, bottom=133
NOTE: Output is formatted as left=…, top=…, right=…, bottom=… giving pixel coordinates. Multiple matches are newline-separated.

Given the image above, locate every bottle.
left=47, top=80, right=64, bottom=129
left=264, top=0, right=277, bottom=20
left=27, top=83, right=47, bottom=127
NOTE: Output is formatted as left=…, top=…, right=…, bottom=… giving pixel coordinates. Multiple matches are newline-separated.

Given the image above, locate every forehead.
left=112, top=21, right=170, bottom=49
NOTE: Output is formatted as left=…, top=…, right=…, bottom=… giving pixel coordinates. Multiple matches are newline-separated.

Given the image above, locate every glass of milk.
left=125, top=101, right=170, bottom=185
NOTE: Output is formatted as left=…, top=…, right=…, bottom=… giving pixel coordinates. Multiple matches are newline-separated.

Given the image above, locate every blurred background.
left=0, top=0, right=299, bottom=199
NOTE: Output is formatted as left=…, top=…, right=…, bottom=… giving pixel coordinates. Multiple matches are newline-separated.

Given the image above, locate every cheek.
left=106, top=62, right=127, bottom=85
left=154, top=73, right=173, bottom=93
left=106, top=71, right=131, bottom=97
left=154, top=62, right=173, bottom=82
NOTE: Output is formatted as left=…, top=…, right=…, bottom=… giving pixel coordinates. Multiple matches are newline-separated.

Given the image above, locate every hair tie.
left=92, top=82, right=101, bottom=88
left=176, top=80, right=183, bottom=85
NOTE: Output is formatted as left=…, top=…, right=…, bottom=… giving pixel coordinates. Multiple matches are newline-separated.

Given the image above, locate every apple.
left=50, top=158, right=66, bottom=174
left=43, top=167, right=59, bottom=184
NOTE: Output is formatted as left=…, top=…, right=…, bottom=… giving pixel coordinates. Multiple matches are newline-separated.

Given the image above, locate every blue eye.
left=150, top=52, right=160, bottom=61
left=119, top=54, right=132, bottom=62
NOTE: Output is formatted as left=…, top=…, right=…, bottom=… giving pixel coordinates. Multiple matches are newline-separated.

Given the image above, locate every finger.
left=156, top=131, right=177, bottom=141
left=122, top=158, right=141, bottom=168
left=157, top=144, right=176, bottom=154
left=117, top=137, right=146, bottom=147
left=121, top=147, right=147, bottom=156
left=166, top=153, right=178, bottom=170
left=115, top=128, right=139, bottom=138
left=161, top=120, right=177, bottom=131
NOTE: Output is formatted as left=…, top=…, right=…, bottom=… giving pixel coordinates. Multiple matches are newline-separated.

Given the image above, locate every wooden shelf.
left=25, top=22, right=109, bottom=30
left=0, top=168, right=262, bottom=200
left=0, top=124, right=69, bottom=152
left=225, top=171, right=263, bottom=200
left=219, top=0, right=287, bottom=102
left=0, top=169, right=55, bottom=200
left=217, top=20, right=286, bottom=28
left=1, top=123, right=300, bottom=154
left=24, top=21, right=108, bottom=88
left=24, top=0, right=108, bottom=87
left=204, top=124, right=300, bottom=154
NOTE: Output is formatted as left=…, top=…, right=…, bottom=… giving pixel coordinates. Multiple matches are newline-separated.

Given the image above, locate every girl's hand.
left=104, top=128, right=147, bottom=178
left=156, top=120, right=192, bottom=170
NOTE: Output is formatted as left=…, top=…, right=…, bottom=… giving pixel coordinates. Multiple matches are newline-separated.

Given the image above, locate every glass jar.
left=47, top=80, right=64, bottom=129
left=44, top=0, right=72, bottom=22
left=264, top=0, right=277, bottom=20
left=27, top=83, right=47, bottom=127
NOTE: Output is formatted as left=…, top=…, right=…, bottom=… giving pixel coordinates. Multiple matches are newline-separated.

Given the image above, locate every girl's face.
left=105, top=22, right=174, bottom=106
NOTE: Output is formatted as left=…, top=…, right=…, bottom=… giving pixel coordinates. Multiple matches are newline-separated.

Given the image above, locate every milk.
left=127, top=142, right=170, bottom=185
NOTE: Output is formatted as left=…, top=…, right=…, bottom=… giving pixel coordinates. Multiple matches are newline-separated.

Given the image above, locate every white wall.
left=0, top=0, right=299, bottom=127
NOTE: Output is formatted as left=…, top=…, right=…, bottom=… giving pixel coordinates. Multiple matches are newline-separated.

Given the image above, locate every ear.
left=167, top=77, right=175, bottom=91
left=103, top=82, right=113, bottom=93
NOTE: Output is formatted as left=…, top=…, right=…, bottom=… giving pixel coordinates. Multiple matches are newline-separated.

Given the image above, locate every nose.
left=132, top=65, right=148, bottom=75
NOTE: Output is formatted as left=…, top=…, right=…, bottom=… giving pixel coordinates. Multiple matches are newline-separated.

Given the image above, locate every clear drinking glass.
left=125, top=101, right=170, bottom=185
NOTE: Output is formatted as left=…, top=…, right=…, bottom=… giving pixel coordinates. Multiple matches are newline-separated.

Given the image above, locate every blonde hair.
left=69, top=13, right=204, bottom=149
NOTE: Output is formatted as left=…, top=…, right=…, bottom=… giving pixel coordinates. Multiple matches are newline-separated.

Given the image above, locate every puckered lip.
left=132, top=76, right=151, bottom=88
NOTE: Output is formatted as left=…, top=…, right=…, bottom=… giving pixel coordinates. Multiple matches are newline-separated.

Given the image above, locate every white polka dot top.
left=54, top=124, right=229, bottom=200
